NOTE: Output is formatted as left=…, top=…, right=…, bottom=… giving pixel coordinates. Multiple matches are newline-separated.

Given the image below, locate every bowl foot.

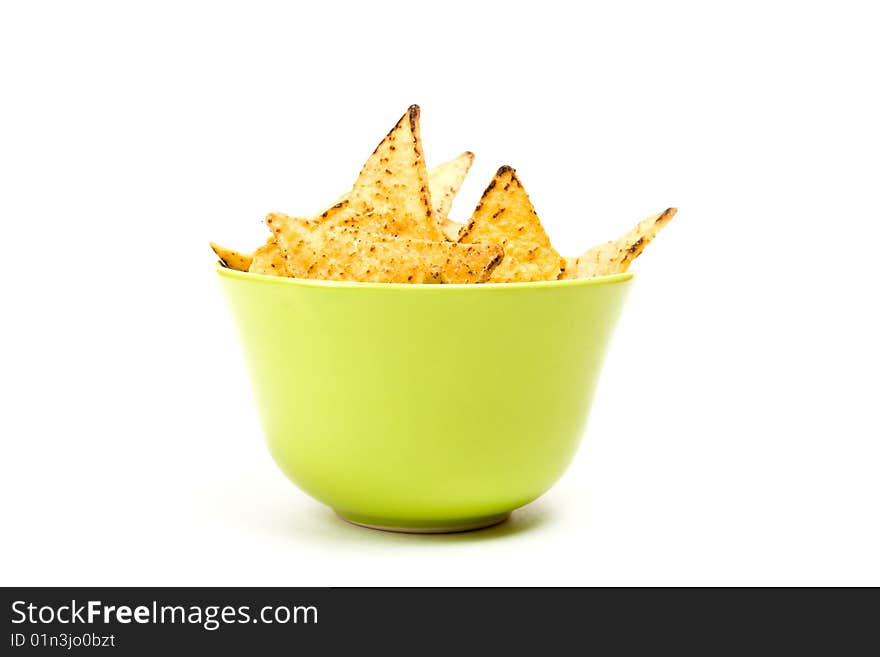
left=336, top=511, right=511, bottom=534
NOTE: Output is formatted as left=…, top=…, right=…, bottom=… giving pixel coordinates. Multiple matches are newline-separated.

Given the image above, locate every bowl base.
left=336, top=511, right=510, bottom=534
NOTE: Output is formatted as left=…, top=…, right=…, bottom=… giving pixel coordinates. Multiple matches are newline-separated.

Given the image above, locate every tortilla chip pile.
left=211, top=105, right=676, bottom=284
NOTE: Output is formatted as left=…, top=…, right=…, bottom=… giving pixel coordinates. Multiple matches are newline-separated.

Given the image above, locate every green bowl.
left=217, top=267, right=633, bottom=533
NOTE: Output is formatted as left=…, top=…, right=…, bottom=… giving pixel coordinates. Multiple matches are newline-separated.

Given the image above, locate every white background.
left=2, top=1, right=878, bottom=586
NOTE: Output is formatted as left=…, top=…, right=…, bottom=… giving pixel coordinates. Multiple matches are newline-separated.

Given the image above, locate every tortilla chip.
left=458, top=166, right=563, bottom=282
left=210, top=242, right=253, bottom=272
left=428, top=151, right=474, bottom=239
left=574, top=208, right=677, bottom=278
left=441, top=219, right=465, bottom=241
left=247, top=236, right=286, bottom=276
left=320, top=105, right=442, bottom=241
left=324, top=154, right=472, bottom=240
left=267, top=213, right=502, bottom=284
left=559, top=256, right=579, bottom=280
left=211, top=107, right=679, bottom=285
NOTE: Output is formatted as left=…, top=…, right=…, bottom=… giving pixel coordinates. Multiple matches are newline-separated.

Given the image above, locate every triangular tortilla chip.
left=329, top=153, right=473, bottom=240
left=247, top=236, right=286, bottom=276
left=574, top=208, right=677, bottom=278
left=428, top=151, right=474, bottom=239
left=210, top=242, right=253, bottom=272
left=458, top=166, right=563, bottom=282
left=320, top=105, right=442, bottom=241
left=267, top=213, right=502, bottom=284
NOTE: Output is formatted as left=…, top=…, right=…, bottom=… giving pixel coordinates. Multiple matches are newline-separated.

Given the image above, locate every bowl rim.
left=215, top=263, right=634, bottom=290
